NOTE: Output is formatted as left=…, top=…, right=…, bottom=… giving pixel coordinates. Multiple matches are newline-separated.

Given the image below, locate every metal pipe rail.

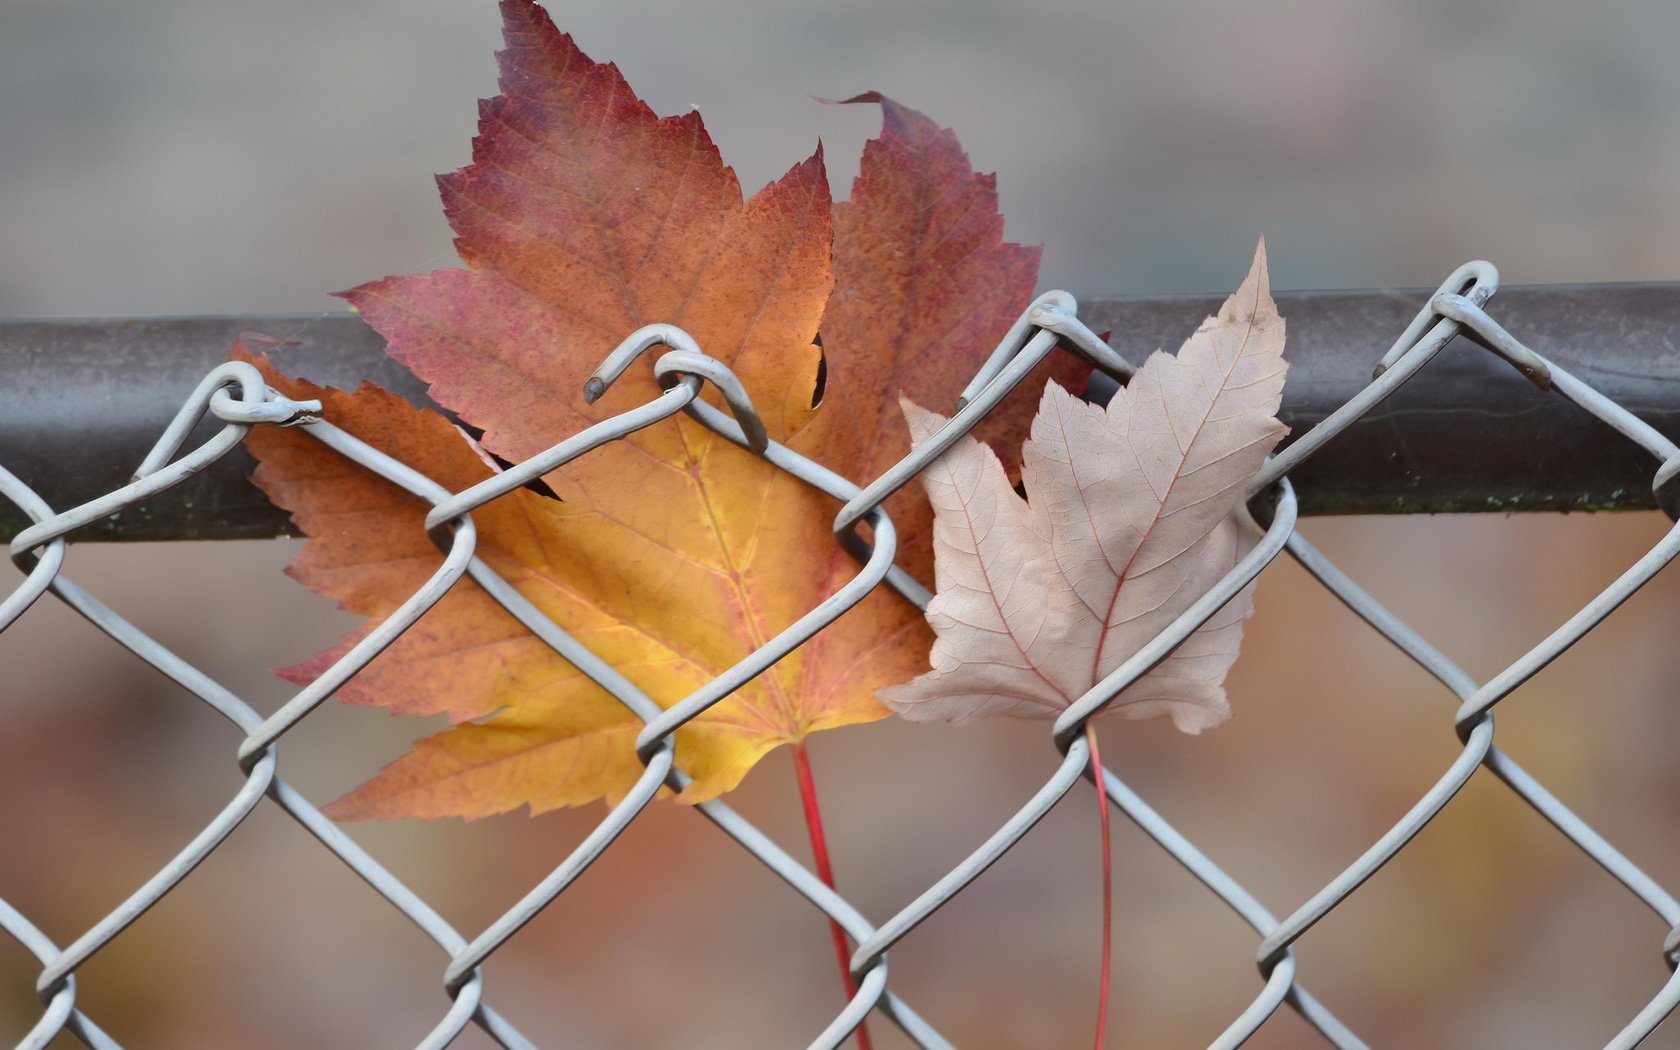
left=2, top=281, right=1677, bottom=540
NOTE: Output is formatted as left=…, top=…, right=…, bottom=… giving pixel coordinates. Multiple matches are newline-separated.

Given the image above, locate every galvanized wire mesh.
left=3, top=260, right=1679, bottom=1049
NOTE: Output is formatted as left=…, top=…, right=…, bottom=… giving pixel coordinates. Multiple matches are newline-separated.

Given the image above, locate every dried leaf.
left=243, top=0, right=1055, bottom=818
left=784, top=93, right=1077, bottom=751
left=818, top=92, right=1089, bottom=581
left=240, top=356, right=790, bottom=816
left=879, top=245, right=1287, bottom=731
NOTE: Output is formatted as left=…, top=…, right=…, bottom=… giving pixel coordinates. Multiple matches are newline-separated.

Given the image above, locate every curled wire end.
left=270, top=391, right=324, bottom=427
left=588, top=324, right=701, bottom=402
left=135, top=361, right=268, bottom=480
left=652, top=348, right=770, bottom=455
left=1026, top=302, right=1067, bottom=329
left=697, top=398, right=769, bottom=455
left=734, top=413, right=770, bottom=455
left=1374, top=262, right=1503, bottom=378
left=955, top=291, right=1136, bottom=415
left=1652, top=454, right=1680, bottom=522
left=585, top=325, right=770, bottom=454
left=210, top=390, right=323, bottom=427
left=1431, top=291, right=1553, bottom=390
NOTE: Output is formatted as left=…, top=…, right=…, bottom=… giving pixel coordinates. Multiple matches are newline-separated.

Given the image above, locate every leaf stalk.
left=791, top=739, right=874, bottom=1050
left=1087, top=722, right=1112, bottom=1049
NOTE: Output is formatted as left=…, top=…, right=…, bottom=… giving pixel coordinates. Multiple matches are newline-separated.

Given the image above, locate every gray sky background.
left=4, top=0, right=1680, bottom=319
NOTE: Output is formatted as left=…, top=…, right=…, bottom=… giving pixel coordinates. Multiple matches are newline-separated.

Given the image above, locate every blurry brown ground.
left=3, top=2, right=1680, bottom=1047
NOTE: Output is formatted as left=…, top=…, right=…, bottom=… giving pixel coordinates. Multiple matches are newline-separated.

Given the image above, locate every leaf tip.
left=1245, top=237, right=1272, bottom=301
left=898, top=395, right=946, bottom=446
left=1169, top=694, right=1232, bottom=734
left=320, top=792, right=371, bottom=823
left=331, top=279, right=379, bottom=313
left=829, top=90, right=884, bottom=106
left=232, top=330, right=299, bottom=357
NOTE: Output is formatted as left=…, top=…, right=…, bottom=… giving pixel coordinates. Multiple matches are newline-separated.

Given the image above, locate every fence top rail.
left=2, top=280, right=1678, bottom=540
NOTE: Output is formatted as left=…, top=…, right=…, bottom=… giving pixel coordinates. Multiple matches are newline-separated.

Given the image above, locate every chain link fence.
left=3, top=261, right=1679, bottom=1049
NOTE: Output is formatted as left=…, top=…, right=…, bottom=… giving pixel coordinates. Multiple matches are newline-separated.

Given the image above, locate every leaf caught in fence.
left=241, top=356, right=739, bottom=815
left=879, top=245, right=1287, bottom=731
left=818, top=91, right=1090, bottom=581
left=243, top=0, right=1056, bottom=817
left=784, top=93, right=1081, bottom=750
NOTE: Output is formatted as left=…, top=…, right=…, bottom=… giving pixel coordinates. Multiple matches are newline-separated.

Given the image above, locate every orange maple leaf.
left=245, top=0, right=1060, bottom=818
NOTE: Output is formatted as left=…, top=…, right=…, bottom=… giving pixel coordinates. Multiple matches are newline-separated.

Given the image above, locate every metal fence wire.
left=4, top=260, right=1680, bottom=1050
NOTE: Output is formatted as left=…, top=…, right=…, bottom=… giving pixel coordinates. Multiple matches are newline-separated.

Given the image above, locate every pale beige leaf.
left=879, top=244, right=1287, bottom=732
left=875, top=401, right=1087, bottom=724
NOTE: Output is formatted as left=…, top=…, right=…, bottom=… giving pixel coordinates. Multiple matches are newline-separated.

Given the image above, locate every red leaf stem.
left=791, top=740, right=874, bottom=1050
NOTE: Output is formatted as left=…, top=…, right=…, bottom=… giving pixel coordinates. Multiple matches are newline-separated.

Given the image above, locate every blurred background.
left=3, top=1, right=1680, bottom=1047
